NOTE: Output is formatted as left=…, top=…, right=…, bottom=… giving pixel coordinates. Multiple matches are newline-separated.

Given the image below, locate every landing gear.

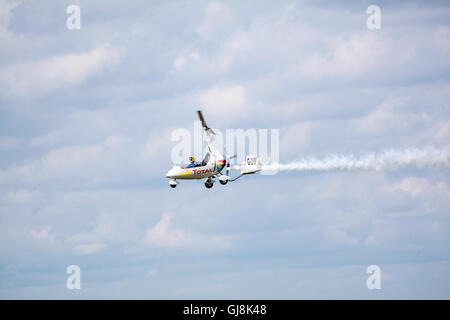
left=219, top=175, right=229, bottom=185
left=204, top=178, right=214, bottom=189
left=169, top=180, right=178, bottom=188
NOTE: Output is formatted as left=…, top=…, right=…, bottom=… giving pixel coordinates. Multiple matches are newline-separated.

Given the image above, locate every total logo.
left=216, top=160, right=226, bottom=172
left=193, top=169, right=214, bottom=174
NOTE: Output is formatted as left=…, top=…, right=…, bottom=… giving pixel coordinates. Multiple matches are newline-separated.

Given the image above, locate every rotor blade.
left=197, top=110, right=216, bottom=135
left=197, top=110, right=208, bottom=129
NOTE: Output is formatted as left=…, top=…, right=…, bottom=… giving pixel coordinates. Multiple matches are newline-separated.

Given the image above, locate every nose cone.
left=166, top=165, right=181, bottom=178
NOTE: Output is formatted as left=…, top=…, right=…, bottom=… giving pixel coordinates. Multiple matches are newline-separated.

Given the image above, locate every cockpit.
left=201, top=152, right=210, bottom=166
left=184, top=152, right=210, bottom=168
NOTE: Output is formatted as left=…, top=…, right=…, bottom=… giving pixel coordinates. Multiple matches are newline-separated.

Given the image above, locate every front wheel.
left=205, top=182, right=213, bottom=188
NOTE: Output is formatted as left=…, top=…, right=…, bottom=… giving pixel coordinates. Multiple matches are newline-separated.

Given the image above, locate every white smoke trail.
left=233, top=147, right=450, bottom=172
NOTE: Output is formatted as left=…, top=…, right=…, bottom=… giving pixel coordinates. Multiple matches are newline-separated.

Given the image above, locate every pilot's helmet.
left=189, top=156, right=195, bottom=162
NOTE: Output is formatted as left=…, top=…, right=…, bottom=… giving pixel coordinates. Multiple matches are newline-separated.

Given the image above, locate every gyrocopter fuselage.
left=165, top=110, right=261, bottom=189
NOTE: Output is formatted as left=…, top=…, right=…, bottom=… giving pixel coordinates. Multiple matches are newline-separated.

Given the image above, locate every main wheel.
left=204, top=181, right=213, bottom=188
left=170, top=184, right=177, bottom=188
left=219, top=179, right=228, bottom=185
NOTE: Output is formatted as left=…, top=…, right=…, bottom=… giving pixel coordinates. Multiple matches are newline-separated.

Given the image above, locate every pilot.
left=187, top=156, right=197, bottom=168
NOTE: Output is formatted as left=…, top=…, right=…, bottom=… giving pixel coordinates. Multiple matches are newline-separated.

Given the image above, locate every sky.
left=0, top=0, right=449, bottom=299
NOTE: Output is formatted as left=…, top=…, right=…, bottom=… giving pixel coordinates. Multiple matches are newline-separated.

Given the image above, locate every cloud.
left=45, top=144, right=104, bottom=168
left=356, top=98, right=401, bottom=133
left=279, top=121, right=314, bottom=158
left=196, top=1, right=230, bottom=38
left=104, top=135, right=126, bottom=149
left=172, top=52, right=200, bottom=71
left=392, top=177, right=433, bottom=196
left=144, top=213, right=230, bottom=249
left=199, top=85, right=246, bottom=120
left=28, top=132, right=62, bottom=148
left=0, top=135, right=130, bottom=186
left=0, top=44, right=123, bottom=98
left=299, top=32, right=391, bottom=80
left=28, top=226, right=52, bottom=240
left=1, top=0, right=450, bottom=299
left=0, top=0, right=19, bottom=41
left=73, top=242, right=107, bottom=255
left=144, top=214, right=188, bottom=247
left=0, top=143, right=103, bottom=186
left=0, top=136, right=24, bottom=151
left=145, top=268, right=158, bottom=278
left=384, top=177, right=449, bottom=197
